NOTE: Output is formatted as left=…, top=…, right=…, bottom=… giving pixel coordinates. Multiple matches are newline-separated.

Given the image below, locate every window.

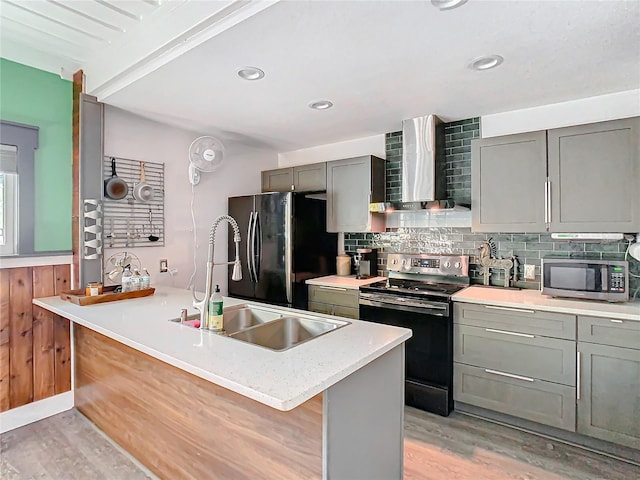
left=0, top=145, right=18, bottom=255
left=0, top=121, right=39, bottom=256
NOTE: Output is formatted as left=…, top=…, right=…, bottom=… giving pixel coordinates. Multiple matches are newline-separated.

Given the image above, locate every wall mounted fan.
left=188, top=136, right=225, bottom=185
left=105, top=251, right=141, bottom=283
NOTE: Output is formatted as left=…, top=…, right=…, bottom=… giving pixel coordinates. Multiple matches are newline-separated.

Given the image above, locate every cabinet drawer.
left=454, top=303, right=576, bottom=340
left=454, top=363, right=576, bottom=431
left=308, top=301, right=333, bottom=316
left=332, top=304, right=359, bottom=320
left=578, top=316, right=640, bottom=350
left=454, top=324, right=576, bottom=385
left=308, top=285, right=359, bottom=308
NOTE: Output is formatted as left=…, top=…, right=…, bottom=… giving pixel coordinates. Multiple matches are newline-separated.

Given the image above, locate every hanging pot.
left=133, top=162, right=154, bottom=202
left=104, top=157, right=129, bottom=200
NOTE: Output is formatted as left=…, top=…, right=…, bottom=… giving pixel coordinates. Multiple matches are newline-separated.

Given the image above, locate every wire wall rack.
left=102, top=156, right=165, bottom=248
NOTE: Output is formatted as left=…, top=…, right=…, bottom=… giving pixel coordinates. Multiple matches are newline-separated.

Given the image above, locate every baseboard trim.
left=455, top=402, right=640, bottom=466
left=0, top=391, right=74, bottom=433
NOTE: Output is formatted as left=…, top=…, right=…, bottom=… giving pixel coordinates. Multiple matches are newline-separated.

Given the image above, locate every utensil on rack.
left=104, top=157, right=129, bottom=200
left=133, top=162, right=154, bottom=202
left=148, top=208, right=159, bottom=242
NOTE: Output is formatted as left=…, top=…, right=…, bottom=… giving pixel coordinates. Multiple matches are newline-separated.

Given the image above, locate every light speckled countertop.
left=306, top=275, right=386, bottom=289
left=453, top=286, right=640, bottom=321
left=34, top=287, right=411, bottom=411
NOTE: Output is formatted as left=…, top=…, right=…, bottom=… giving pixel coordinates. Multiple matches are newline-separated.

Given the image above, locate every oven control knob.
left=392, top=258, right=398, bottom=265
left=443, top=261, right=451, bottom=268
left=455, top=262, right=461, bottom=269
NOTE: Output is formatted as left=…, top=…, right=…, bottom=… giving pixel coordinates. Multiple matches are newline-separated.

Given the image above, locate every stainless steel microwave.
left=541, top=257, right=629, bottom=302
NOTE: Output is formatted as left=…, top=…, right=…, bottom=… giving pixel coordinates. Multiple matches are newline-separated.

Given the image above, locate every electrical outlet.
left=160, top=259, right=168, bottom=273
left=524, top=264, right=536, bottom=280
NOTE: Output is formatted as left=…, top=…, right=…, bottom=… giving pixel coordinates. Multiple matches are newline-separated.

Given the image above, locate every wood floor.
left=1, top=407, right=639, bottom=480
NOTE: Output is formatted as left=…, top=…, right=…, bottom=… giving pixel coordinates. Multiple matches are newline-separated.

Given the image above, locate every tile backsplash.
left=345, top=119, right=640, bottom=297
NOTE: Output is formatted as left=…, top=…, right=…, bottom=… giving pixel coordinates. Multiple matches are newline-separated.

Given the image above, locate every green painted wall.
left=0, top=58, right=72, bottom=252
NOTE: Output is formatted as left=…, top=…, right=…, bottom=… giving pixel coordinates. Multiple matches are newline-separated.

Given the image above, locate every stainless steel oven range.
left=359, top=253, right=469, bottom=416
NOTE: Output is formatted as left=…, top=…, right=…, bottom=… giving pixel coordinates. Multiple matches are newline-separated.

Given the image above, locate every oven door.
left=359, top=293, right=453, bottom=416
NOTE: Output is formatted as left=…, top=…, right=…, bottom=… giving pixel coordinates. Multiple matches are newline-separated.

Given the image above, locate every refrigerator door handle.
left=246, top=211, right=255, bottom=283
left=253, top=211, right=261, bottom=282
left=284, top=194, right=293, bottom=305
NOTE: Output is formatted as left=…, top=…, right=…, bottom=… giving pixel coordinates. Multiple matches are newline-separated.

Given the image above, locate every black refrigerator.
left=227, top=191, right=337, bottom=310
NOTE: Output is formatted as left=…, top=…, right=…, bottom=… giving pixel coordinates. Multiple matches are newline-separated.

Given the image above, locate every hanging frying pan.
left=133, top=162, right=154, bottom=202
left=104, top=157, right=129, bottom=200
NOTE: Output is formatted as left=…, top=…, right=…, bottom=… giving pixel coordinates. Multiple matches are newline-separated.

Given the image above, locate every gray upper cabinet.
left=548, top=118, right=640, bottom=232
left=472, top=131, right=547, bottom=232
left=293, top=163, right=326, bottom=191
left=471, top=117, right=640, bottom=233
left=326, top=155, right=385, bottom=233
left=261, top=163, right=327, bottom=193
left=261, top=168, right=293, bottom=192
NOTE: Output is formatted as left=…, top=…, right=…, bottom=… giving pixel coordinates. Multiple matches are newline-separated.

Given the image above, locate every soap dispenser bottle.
left=207, top=285, right=224, bottom=332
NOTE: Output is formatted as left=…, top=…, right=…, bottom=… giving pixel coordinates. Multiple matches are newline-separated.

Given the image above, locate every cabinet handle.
left=485, top=369, right=534, bottom=383
left=485, top=305, right=536, bottom=314
left=485, top=328, right=535, bottom=338
left=546, top=179, right=552, bottom=224
left=318, top=286, right=348, bottom=292
left=576, top=351, right=581, bottom=401
left=610, top=319, right=623, bottom=323
left=544, top=179, right=549, bottom=224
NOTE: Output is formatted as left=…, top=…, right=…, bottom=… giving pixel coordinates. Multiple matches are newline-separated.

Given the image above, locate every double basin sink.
left=170, top=304, right=349, bottom=352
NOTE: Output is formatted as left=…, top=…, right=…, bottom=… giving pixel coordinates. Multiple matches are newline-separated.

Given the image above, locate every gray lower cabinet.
left=453, top=302, right=577, bottom=431
left=577, top=315, right=640, bottom=350
left=576, top=314, right=640, bottom=450
left=261, top=163, right=327, bottom=192
left=577, top=342, right=640, bottom=449
left=308, top=285, right=359, bottom=319
left=454, top=324, right=576, bottom=386
left=454, top=303, right=576, bottom=340
left=455, top=363, right=576, bottom=431
left=471, top=117, right=640, bottom=233
left=326, top=155, right=385, bottom=233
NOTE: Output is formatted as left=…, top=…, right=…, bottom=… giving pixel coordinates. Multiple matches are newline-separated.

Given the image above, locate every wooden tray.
left=60, top=285, right=155, bottom=306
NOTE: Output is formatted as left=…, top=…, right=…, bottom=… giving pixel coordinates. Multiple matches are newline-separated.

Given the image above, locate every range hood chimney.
left=402, top=114, right=446, bottom=204
left=370, top=115, right=461, bottom=213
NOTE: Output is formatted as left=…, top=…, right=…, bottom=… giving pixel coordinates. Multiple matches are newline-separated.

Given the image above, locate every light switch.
left=160, top=259, right=168, bottom=273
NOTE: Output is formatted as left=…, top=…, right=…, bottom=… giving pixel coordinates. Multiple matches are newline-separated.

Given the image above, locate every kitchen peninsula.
left=34, top=287, right=411, bottom=480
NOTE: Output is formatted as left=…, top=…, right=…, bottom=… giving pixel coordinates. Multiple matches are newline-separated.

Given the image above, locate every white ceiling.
left=2, top=0, right=639, bottom=153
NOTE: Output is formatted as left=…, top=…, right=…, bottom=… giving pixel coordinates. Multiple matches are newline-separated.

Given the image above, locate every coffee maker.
left=354, top=248, right=378, bottom=279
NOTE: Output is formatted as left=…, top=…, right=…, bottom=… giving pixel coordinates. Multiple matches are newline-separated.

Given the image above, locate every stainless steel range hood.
left=370, top=115, right=464, bottom=213
left=402, top=115, right=446, bottom=204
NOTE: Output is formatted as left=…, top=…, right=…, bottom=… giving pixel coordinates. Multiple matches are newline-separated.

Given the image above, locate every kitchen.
left=1, top=1, right=639, bottom=479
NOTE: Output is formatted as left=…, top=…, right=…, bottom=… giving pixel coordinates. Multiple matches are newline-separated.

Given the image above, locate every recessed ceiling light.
left=309, top=100, right=334, bottom=110
left=237, top=66, right=265, bottom=81
left=431, top=0, right=468, bottom=11
left=469, top=55, right=504, bottom=71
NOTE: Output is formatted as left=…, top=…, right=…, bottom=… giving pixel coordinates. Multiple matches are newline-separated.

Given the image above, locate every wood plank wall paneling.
left=32, top=266, right=55, bottom=400
left=0, top=264, right=72, bottom=412
left=53, top=265, right=72, bottom=394
left=74, top=325, right=323, bottom=480
left=9, top=267, right=34, bottom=408
left=0, top=270, right=10, bottom=410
